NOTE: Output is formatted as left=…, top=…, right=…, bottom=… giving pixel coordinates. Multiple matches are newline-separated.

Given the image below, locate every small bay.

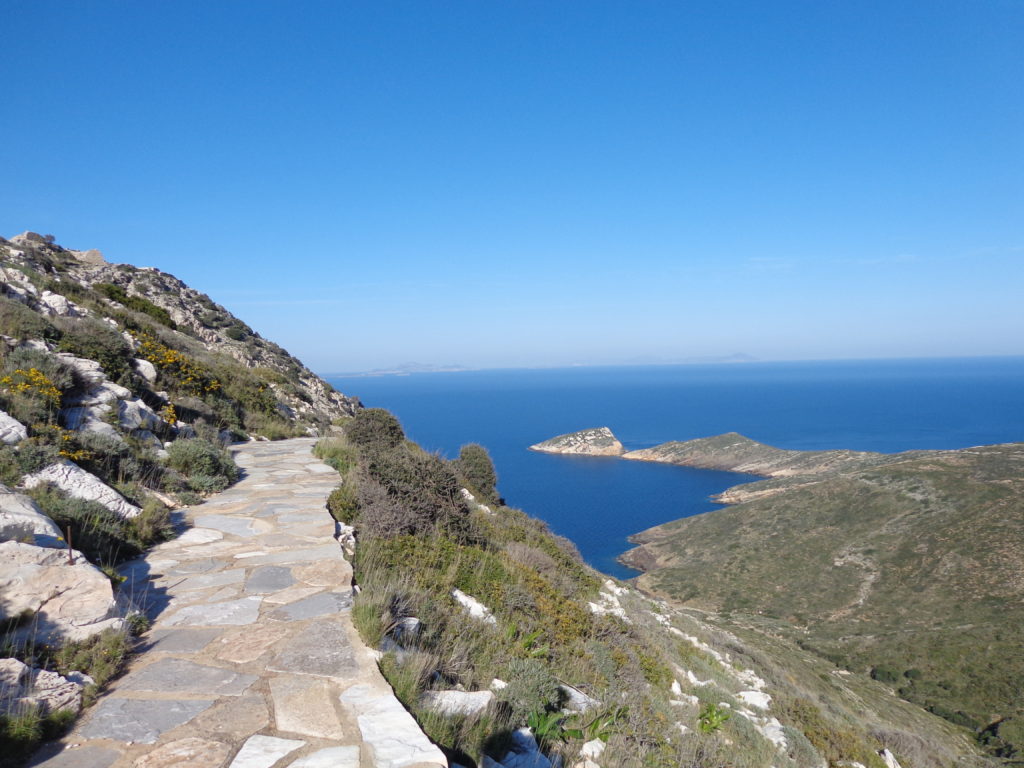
left=327, top=356, right=1024, bottom=579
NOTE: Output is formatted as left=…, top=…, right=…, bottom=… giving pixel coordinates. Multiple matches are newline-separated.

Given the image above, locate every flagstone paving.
left=31, top=439, right=448, bottom=768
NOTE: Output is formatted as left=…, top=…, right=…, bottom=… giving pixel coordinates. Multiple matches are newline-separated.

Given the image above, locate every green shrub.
left=92, top=282, right=176, bottom=328
left=344, top=408, right=405, bottom=452
left=363, top=446, right=470, bottom=539
left=498, top=658, right=562, bottom=720
left=27, top=484, right=142, bottom=566
left=454, top=443, right=499, bottom=502
left=0, top=297, right=61, bottom=343
left=314, top=437, right=358, bottom=474
left=166, top=438, right=239, bottom=490
left=327, top=483, right=359, bottom=523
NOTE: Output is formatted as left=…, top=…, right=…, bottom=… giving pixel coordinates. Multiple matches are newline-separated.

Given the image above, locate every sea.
left=326, top=357, right=1024, bottom=579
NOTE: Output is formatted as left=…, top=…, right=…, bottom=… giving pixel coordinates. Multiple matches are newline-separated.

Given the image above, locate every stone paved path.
left=31, top=439, right=447, bottom=768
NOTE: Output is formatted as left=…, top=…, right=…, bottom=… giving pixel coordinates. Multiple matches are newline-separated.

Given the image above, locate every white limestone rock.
left=339, top=682, right=448, bottom=767
left=420, top=689, right=494, bottom=716
left=880, top=749, right=903, bottom=768
left=580, top=738, right=606, bottom=760
left=38, top=290, right=85, bottom=318
left=560, top=684, right=600, bottom=714
left=0, top=409, right=27, bottom=445
left=118, top=397, right=161, bottom=432
left=22, top=460, right=141, bottom=519
left=737, top=690, right=771, bottom=710
left=0, top=485, right=64, bottom=548
left=0, top=658, right=82, bottom=717
left=0, top=540, right=121, bottom=642
left=133, top=357, right=158, bottom=383
left=452, top=588, right=497, bottom=625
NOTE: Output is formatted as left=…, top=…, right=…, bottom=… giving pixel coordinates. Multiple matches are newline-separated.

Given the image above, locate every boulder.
left=0, top=540, right=122, bottom=643
left=38, top=290, right=84, bottom=318
left=22, top=459, right=141, bottom=519
left=133, top=358, right=158, bottom=383
left=560, top=684, right=600, bottom=714
left=0, top=409, right=27, bottom=445
left=419, top=690, right=494, bottom=717
left=0, top=658, right=85, bottom=717
left=452, top=589, right=497, bottom=625
left=0, top=485, right=64, bottom=548
left=118, top=397, right=161, bottom=432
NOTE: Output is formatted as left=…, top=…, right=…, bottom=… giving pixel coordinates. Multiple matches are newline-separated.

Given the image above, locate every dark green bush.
left=92, top=282, right=176, bottom=328
left=165, top=438, right=239, bottom=496
left=344, top=408, right=404, bottom=452
left=455, top=443, right=499, bottom=502
left=327, top=483, right=359, bottom=523
left=364, top=446, right=470, bottom=539
left=870, top=666, right=901, bottom=684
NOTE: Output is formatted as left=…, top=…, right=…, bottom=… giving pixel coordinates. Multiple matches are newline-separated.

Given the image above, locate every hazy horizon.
left=3, top=2, right=1021, bottom=372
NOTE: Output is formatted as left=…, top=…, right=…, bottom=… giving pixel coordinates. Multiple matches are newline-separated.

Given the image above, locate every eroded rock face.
left=22, top=460, right=142, bottom=519
left=0, top=485, right=64, bottom=548
left=0, top=409, right=27, bottom=445
left=39, top=290, right=86, bottom=318
left=0, top=540, right=121, bottom=642
left=0, top=658, right=86, bottom=717
left=529, top=427, right=624, bottom=457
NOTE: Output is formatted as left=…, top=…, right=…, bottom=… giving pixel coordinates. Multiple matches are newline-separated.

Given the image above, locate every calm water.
left=327, top=357, right=1024, bottom=578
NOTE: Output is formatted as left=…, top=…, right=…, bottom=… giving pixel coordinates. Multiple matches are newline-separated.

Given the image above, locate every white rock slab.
left=0, top=485, right=64, bottom=547
left=0, top=540, right=119, bottom=642
left=420, top=689, right=494, bottom=716
left=22, top=460, right=141, bottom=519
left=0, top=409, right=26, bottom=445
left=737, top=690, right=771, bottom=710
left=227, top=734, right=305, bottom=768
left=452, top=588, right=497, bottom=625
left=340, top=683, right=447, bottom=768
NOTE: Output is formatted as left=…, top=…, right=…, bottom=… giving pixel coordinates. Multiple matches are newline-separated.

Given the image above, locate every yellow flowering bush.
left=0, top=368, right=61, bottom=407
left=132, top=332, right=221, bottom=396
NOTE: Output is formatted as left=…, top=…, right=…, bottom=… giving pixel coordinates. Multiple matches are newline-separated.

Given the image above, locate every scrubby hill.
left=623, top=439, right=1024, bottom=761
left=317, top=412, right=989, bottom=768
left=0, top=231, right=358, bottom=763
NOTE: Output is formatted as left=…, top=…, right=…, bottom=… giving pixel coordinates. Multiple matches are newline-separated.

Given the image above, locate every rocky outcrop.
left=529, top=427, right=624, bottom=456
left=0, top=658, right=90, bottom=717
left=0, top=485, right=64, bottom=548
left=0, top=408, right=27, bottom=444
left=22, top=460, right=142, bottom=519
left=0, top=540, right=121, bottom=642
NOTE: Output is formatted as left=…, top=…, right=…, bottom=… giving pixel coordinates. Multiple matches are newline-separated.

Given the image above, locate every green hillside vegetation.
left=623, top=441, right=1024, bottom=761
left=318, top=411, right=987, bottom=768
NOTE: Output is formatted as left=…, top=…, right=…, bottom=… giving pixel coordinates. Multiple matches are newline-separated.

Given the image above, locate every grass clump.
left=165, top=438, right=239, bottom=493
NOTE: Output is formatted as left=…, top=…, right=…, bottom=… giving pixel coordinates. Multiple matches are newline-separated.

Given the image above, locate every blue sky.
left=2, top=1, right=1021, bottom=372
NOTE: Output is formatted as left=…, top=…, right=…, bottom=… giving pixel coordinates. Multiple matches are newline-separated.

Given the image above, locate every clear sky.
left=2, top=1, right=1021, bottom=372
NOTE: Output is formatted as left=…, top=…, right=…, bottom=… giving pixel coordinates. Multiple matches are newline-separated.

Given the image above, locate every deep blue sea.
left=326, top=357, right=1024, bottom=579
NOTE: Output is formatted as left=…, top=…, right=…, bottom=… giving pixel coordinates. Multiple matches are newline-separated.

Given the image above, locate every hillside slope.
left=0, top=231, right=359, bottom=764
left=623, top=439, right=1024, bottom=760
